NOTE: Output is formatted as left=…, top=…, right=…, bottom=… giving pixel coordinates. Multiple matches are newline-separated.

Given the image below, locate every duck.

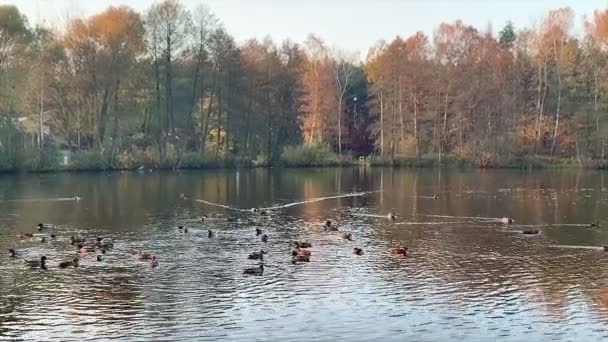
left=201, top=215, right=207, bottom=222
left=8, top=249, right=17, bottom=258
left=96, top=237, right=114, bottom=249
left=342, top=232, right=353, bottom=241
left=261, top=234, right=268, bottom=243
left=390, top=246, right=408, bottom=256
left=50, top=233, right=56, bottom=239
left=96, top=255, right=103, bottom=262
left=251, top=208, right=259, bottom=213
left=243, top=263, right=264, bottom=275
left=432, top=195, right=439, bottom=200
left=353, top=247, right=364, bottom=256
left=59, top=257, right=79, bottom=269
left=293, top=241, right=312, bottom=248
left=248, top=250, right=267, bottom=260
left=324, top=220, right=339, bottom=231
left=387, top=212, right=397, bottom=220
left=590, top=222, right=600, bottom=227
left=293, top=248, right=311, bottom=256
left=255, top=227, right=262, bottom=236
left=136, top=251, right=153, bottom=260
left=70, top=236, right=86, bottom=245
left=208, top=230, right=214, bottom=238
left=148, top=256, right=158, bottom=268
left=20, top=233, right=34, bottom=239
left=73, top=195, right=81, bottom=201
left=79, top=244, right=95, bottom=254
left=522, top=230, right=540, bottom=235
left=500, top=217, right=514, bottom=224
left=37, top=223, right=56, bottom=231
left=25, top=256, right=47, bottom=269
left=291, top=255, right=310, bottom=264
left=178, top=225, right=184, bottom=231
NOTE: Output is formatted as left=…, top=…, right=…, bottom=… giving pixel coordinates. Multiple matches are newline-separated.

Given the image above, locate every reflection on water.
left=1, top=168, right=608, bottom=341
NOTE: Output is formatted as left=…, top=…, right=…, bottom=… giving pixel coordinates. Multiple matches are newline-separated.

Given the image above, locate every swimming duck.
left=291, top=255, right=310, bottom=264
left=73, top=195, right=81, bottom=201
left=324, top=220, right=339, bottom=231
left=500, top=217, right=514, bottom=224
left=353, top=247, right=364, bottom=256
left=390, top=246, right=408, bottom=256
left=96, top=237, right=114, bottom=249
left=8, top=249, right=17, bottom=258
left=96, top=255, right=103, bottom=262
left=590, top=222, right=600, bottom=227
left=293, top=247, right=311, bottom=256
left=70, top=236, right=86, bottom=245
left=25, top=256, right=47, bottom=269
left=342, top=232, right=353, bottom=241
left=148, top=256, right=158, bottom=268
left=137, top=251, right=152, bottom=260
left=37, top=223, right=55, bottom=231
left=20, top=233, right=34, bottom=239
left=208, top=230, right=214, bottom=238
left=248, top=250, right=267, bottom=260
left=178, top=225, right=184, bottom=231
left=522, top=230, right=540, bottom=235
left=255, top=228, right=262, bottom=236
left=433, top=195, right=439, bottom=200
left=243, top=263, right=264, bottom=275
left=293, top=241, right=312, bottom=248
left=261, top=234, right=268, bottom=243
left=387, top=212, right=397, bottom=220
left=59, top=257, right=79, bottom=269
left=251, top=208, right=259, bottom=213
left=50, top=234, right=56, bottom=239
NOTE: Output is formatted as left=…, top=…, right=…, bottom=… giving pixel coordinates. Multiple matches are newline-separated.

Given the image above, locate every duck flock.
left=5, top=201, right=412, bottom=276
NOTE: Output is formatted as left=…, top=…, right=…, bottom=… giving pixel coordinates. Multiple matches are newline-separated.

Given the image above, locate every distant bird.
left=178, top=225, right=184, bottom=230
left=324, top=220, right=338, bottom=231
left=96, top=255, right=103, bottom=262
left=390, top=246, right=408, bottom=256
left=353, top=247, right=364, bottom=256
left=243, top=264, right=264, bottom=275
left=255, top=228, right=262, bottom=236
left=293, top=247, right=311, bottom=256
left=148, top=256, right=158, bottom=268
left=590, top=222, right=600, bottom=227
left=522, top=230, right=540, bottom=235
left=387, top=212, right=397, bottom=220
left=251, top=208, right=259, bottom=213
left=70, top=236, right=85, bottom=245
left=59, top=257, right=79, bottom=269
left=208, top=230, right=214, bottom=238
left=8, top=249, right=17, bottom=258
left=96, top=237, right=114, bottom=249
left=25, top=256, right=47, bottom=269
left=261, top=234, right=268, bottom=243
left=342, top=232, right=353, bottom=241
left=291, top=255, right=310, bottom=264
left=432, top=195, right=439, bottom=200
left=293, top=241, right=312, bottom=248
left=500, top=217, right=514, bottom=224
left=73, top=195, right=81, bottom=201
left=50, top=234, right=56, bottom=239
left=248, top=250, right=267, bottom=260
left=136, top=251, right=152, bottom=260
left=184, top=227, right=188, bottom=233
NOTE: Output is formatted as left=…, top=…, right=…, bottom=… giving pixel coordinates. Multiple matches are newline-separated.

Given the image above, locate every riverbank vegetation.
left=1, top=2, right=608, bottom=172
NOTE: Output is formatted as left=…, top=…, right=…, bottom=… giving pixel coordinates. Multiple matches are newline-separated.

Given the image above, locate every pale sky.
left=2, top=0, right=607, bottom=54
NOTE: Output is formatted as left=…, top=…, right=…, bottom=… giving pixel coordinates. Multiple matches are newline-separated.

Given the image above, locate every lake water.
left=1, top=168, right=608, bottom=341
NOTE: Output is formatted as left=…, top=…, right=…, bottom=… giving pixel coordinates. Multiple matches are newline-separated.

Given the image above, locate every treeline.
left=1, top=2, right=608, bottom=171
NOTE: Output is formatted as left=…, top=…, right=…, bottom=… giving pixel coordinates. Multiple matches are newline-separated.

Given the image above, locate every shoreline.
left=1, top=155, right=606, bottom=174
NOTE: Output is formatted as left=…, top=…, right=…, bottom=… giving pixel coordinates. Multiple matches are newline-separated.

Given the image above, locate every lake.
left=1, top=168, right=608, bottom=341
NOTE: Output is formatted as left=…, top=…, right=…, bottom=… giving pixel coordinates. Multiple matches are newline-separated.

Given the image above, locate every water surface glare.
left=2, top=168, right=608, bottom=341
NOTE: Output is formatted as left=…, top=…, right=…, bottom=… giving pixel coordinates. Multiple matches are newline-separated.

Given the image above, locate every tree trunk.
left=380, top=91, right=384, bottom=156
left=337, top=94, right=342, bottom=154
left=413, top=93, right=419, bottom=158
left=550, top=41, right=561, bottom=156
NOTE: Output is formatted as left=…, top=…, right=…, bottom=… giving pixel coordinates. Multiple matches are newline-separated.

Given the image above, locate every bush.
left=280, top=144, right=342, bottom=167
left=69, top=150, right=111, bottom=171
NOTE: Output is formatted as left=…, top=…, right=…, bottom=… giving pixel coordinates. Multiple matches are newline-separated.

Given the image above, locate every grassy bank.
left=1, top=144, right=607, bottom=173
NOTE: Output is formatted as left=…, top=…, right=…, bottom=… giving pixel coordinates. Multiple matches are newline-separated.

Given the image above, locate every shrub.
left=280, top=144, right=341, bottom=167
left=69, top=150, right=111, bottom=171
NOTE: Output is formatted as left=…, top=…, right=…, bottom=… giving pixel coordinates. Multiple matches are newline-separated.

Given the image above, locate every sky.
left=2, top=0, right=607, bottom=55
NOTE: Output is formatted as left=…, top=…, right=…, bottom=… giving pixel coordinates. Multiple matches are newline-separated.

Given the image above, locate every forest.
left=1, top=1, right=608, bottom=171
